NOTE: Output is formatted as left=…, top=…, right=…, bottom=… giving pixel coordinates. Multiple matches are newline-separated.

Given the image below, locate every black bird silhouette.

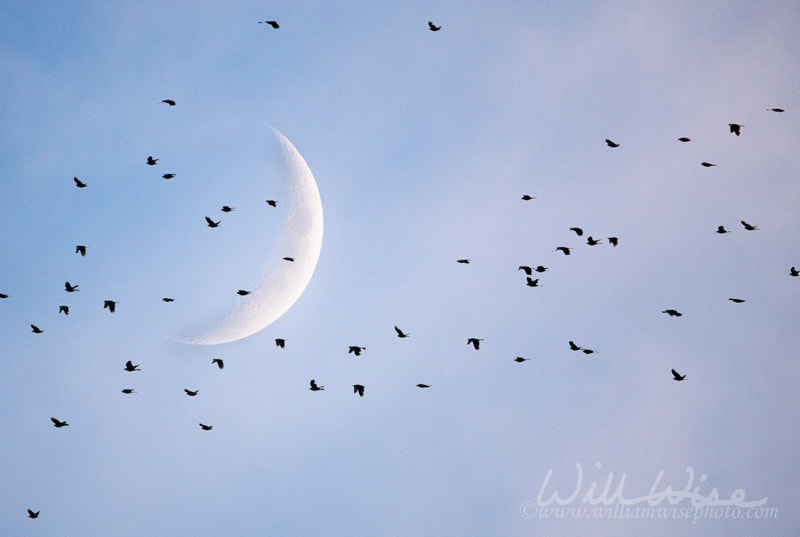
left=662, top=309, right=683, bottom=317
left=581, top=349, right=596, bottom=355
left=518, top=265, right=533, bottom=275
left=534, top=265, right=548, bottom=273
left=767, top=108, right=785, bottom=113
left=28, top=509, right=40, bottom=518
left=790, top=267, right=799, bottom=277
left=259, top=20, right=279, bottom=28
left=605, top=139, right=620, bottom=147
left=740, top=220, right=759, bottom=231
left=701, top=162, right=717, bottom=167
left=568, top=341, right=581, bottom=351
left=124, top=360, right=140, bottom=372
left=521, top=194, right=536, bottom=200
left=162, top=297, right=175, bottom=302
left=608, top=237, right=619, bottom=247
left=75, top=245, right=87, bottom=256
left=416, top=384, right=431, bottom=388
left=555, top=246, right=571, bottom=255
left=514, top=357, right=529, bottom=363
left=212, top=358, right=224, bottom=369
left=671, top=369, right=687, bottom=381
left=275, top=338, right=286, bottom=348
left=184, top=389, right=198, bottom=396
left=65, top=281, right=79, bottom=292
left=146, top=156, right=158, bottom=165
left=50, top=417, right=68, bottom=428
left=309, top=379, right=324, bottom=391
left=428, top=21, right=441, bottom=31
left=569, top=227, right=584, bottom=236
left=162, top=173, right=176, bottom=179
left=161, top=99, right=176, bottom=106
left=0, top=293, right=9, bottom=298
left=728, top=298, right=746, bottom=303
left=467, top=338, right=483, bottom=350
left=586, top=236, right=602, bottom=245
left=103, top=300, right=117, bottom=313
left=73, top=177, right=87, bottom=188
left=678, top=137, right=692, bottom=142
left=205, top=216, right=220, bottom=228
left=525, top=277, right=541, bottom=287
left=729, top=123, right=744, bottom=136
left=348, top=346, right=366, bottom=356
left=221, top=206, right=235, bottom=212
left=283, top=257, right=295, bottom=262
left=457, top=259, right=470, bottom=264
left=716, top=226, right=731, bottom=234
left=353, top=384, right=365, bottom=397
left=394, top=325, right=410, bottom=338
left=265, top=200, right=278, bottom=207
left=199, top=423, right=213, bottom=430
left=121, top=389, right=135, bottom=394
left=58, top=305, right=69, bottom=315
left=30, top=324, right=43, bottom=333
left=237, top=290, right=251, bottom=296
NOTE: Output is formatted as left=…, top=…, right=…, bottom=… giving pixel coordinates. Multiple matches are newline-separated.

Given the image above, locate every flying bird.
left=701, top=162, right=717, bottom=167
left=534, top=265, right=548, bottom=273
left=124, top=361, right=140, bottom=372
left=518, top=265, right=533, bottom=275
left=767, top=108, right=785, bottom=113
left=265, top=200, right=278, bottom=207
left=162, top=173, right=176, bottom=179
left=728, top=298, right=746, bottom=303
left=728, top=123, right=744, bottom=136
left=205, top=216, right=220, bottom=228
left=75, top=245, right=87, bottom=256
left=678, top=137, right=692, bottom=142
left=555, top=246, right=571, bottom=255
left=73, top=177, right=87, bottom=188
left=586, top=236, right=602, bottom=245
left=309, top=379, right=325, bottom=391
left=467, top=338, right=483, bottom=350
left=428, top=21, right=441, bottom=31
left=520, top=195, right=536, bottom=200
left=65, top=281, right=79, bottom=292
left=569, top=227, right=584, bottom=236
left=50, top=417, right=69, bottom=428
left=259, top=20, right=279, bottom=28
left=671, top=369, right=687, bottom=381
left=237, top=290, right=251, bottom=296
left=103, top=300, right=117, bottom=313
left=121, top=389, right=135, bottom=394
left=221, top=206, right=235, bottom=212
left=353, top=384, right=365, bottom=397
left=283, top=257, right=295, bottom=262
left=58, top=305, right=69, bottom=315
left=212, top=358, right=224, bottom=369
left=740, top=220, right=759, bottom=231
left=457, top=259, right=470, bottom=264
left=608, top=237, right=619, bottom=247
left=568, top=341, right=581, bottom=351
left=605, top=139, right=620, bottom=147
left=416, top=384, right=431, bottom=388
left=275, top=338, right=286, bottom=348
left=162, top=297, right=175, bottom=302
left=716, top=226, right=731, bottom=234
left=394, top=325, right=410, bottom=338
left=0, top=293, right=9, bottom=298
left=525, top=277, right=541, bottom=287
left=161, top=99, right=176, bottom=106
left=662, top=309, right=683, bottom=317
left=184, top=389, right=198, bottom=397
left=581, top=349, right=596, bottom=355
left=790, top=267, right=799, bottom=277
left=199, top=423, right=213, bottom=430
left=30, top=324, right=43, bottom=333
left=347, top=346, right=366, bottom=356
left=514, top=357, right=529, bottom=363
left=146, top=156, right=158, bottom=165
left=27, top=509, right=40, bottom=519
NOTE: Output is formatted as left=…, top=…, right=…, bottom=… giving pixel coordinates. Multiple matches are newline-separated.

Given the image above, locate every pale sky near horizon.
left=2, top=1, right=799, bottom=535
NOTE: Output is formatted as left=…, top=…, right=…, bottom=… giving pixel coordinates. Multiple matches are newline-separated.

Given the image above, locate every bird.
left=50, top=417, right=69, bottom=428
left=678, top=137, right=692, bottom=142
left=283, top=257, right=295, bottom=262
left=275, top=338, right=286, bottom=348
left=467, top=338, right=483, bottom=350
left=729, top=123, right=744, bottom=136
left=428, top=21, right=441, bottom=31
left=701, top=162, right=717, bottom=167
left=662, top=309, right=683, bottom=317
left=265, top=200, right=278, bottom=207
left=394, top=325, right=410, bottom=338
left=30, top=324, right=43, bottom=333
left=555, top=246, right=571, bottom=255
left=75, top=245, right=87, bottom=256
left=162, top=173, right=176, bottom=179
left=353, top=384, right=365, bottom=397
left=65, top=281, right=79, bottom=292
left=73, top=177, right=87, bottom=188
left=103, top=300, right=117, bottom=313
left=259, top=20, right=279, bottom=28
left=608, top=237, right=619, bottom=247
left=236, top=290, right=251, bottom=296
left=221, top=206, right=235, bottom=212
left=27, top=509, right=40, bottom=519
left=199, top=423, right=213, bottom=431
left=525, top=277, right=541, bottom=287
left=309, top=379, right=324, bottom=391
left=581, top=349, right=596, bottom=355
left=146, top=156, right=158, bottom=165
left=347, top=346, right=366, bottom=356
left=767, top=108, right=785, bottom=113
left=716, top=225, right=731, bottom=234
left=520, top=195, right=536, bottom=200
left=457, top=259, right=470, bottom=264
left=184, top=389, right=198, bottom=396
left=605, top=139, right=620, bottom=147
left=161, top=99, right=176, bottom=106
left=586, top=236, right=602, bottom=245
left=728, top=298, right=746, bottom=303
left=534, top=265, right=548, bottom=273
left=124, top=361, right=140, bottom=372
left=0, top=293, right=9, bottom=298
left=569, top=227, right=584, bottom=236
left=121, top=389, right=135, bottom=394
left=205, top=216, right=220, bottom=228
left=671, top=369, right=687, bottom=381
left=212, top=358, right=224, bottom=369
left=790, top=267, right=799, bottom=277
left=416, top=384, right=431, bottom=388
left=58, top=305, right=69, bottom=315
left=162, top=297, right=175, bottom=302
left=518, top=265, right=533, bottom=275
left=514, top=357, right=529, bottom=363
left=740, top=220, right=759, bottom=231
left=568, top=341, right=581, bottom=351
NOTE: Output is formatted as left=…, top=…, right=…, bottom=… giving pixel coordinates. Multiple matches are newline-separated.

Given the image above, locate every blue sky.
left=2, top=1, right=799, bottom=535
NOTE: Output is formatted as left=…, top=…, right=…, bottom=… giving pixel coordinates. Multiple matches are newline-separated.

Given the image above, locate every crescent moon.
left=182, top=127, right=323, bottom=345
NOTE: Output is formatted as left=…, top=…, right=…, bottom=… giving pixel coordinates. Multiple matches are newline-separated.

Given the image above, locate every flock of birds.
left=6, top=17, right=797, bottom=522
